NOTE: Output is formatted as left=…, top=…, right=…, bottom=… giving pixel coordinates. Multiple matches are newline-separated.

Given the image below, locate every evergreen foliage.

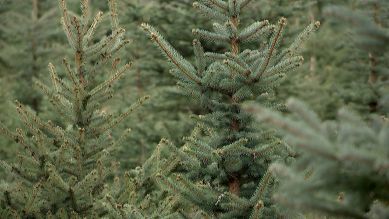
left=253, top=1, right=389, bottom=218
left=0, top=0, right=71, bottom=170
left=0, top=80, right=20, bottom=178
left=142, top=0, right=319, bottom=218
left=275, top=0, right=388, bottom=119
left=112, top=0, right=204, bottom=169
left=0, top=0, right=69, bottom=111
left=0, top=0, right=387, bottom=218
left=324, top=0, right=389, bottom=115
left=255, top=98, right=389, bottom=219
left=0, top=0, right=148, bottom=217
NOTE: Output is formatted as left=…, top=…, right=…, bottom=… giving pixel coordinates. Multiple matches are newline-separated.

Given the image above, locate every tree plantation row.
left=0, top=0, right=387, bottom=218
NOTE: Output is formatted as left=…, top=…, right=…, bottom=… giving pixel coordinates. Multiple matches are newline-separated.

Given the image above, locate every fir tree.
left=324, top=0, right=389, bottom=115
left=275, top=0, right=388, bottom=119
left=0, top=0, right=70, bottom=111
left=253, top=2, right=389, bottom=217
left=0, top=0, right=71, bottom=170
left=255, top=98, right=389, bottom=218
left=142, top=0, right=319, bottom=217
left=0, top=81, right=20, bottom=179
left=111, top=0, right=204, bottom=169
left=0, top=0, right=148, bottom=217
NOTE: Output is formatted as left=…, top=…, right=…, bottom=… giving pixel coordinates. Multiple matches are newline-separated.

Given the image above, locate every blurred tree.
left=0, top=0, right=74, bottom=181
left=111, top=0, right=205, bottom=169
left=255, top=98, right=389, bottom=219
left=254, top=1, right=389, bottom=218
left=274, top=0, right=387, bottom=119
left=0, top=0, right=70, bottom=111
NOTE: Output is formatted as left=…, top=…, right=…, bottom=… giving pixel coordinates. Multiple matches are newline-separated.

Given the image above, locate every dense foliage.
left=0, top=0, right=387, bottom=218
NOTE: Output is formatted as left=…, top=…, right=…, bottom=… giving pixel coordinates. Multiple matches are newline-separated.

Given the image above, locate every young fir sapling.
left=0, top=0, right=148, bottom=217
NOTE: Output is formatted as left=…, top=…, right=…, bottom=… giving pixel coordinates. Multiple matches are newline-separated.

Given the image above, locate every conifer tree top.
left=141, top=0, right=319, bottom=218
left=0, top=0, right=148, bottom=217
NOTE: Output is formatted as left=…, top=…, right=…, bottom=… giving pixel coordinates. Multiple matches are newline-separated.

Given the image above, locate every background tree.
left=0, top=0, right=70, bottom=111
left=112, top=0, right=206, bottom=169
left=254, top=1, right=389, bottom=218
left=273, top=0, right=387, bottom=119
left=255, top=98, right=389, bottom=219
left=0, top=0, right=73, bottom=175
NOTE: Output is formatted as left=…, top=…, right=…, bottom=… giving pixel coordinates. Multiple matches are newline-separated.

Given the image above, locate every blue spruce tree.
left=142, top=0, right=319, bottom=217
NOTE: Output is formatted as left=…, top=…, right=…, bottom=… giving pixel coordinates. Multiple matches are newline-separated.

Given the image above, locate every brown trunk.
left=136, top=68, right=146, bottom=164
left=30, top=0, right=40, bottom=112
left=368, top=53, right=378, bottom=85
left=230, top=16, right=240, bottom=55
left=229, top=176, right=240, bottom=196
left=368, top=53, right=379, bottom=113
left=228, top=104, right=241, bottom=196
left=227, top=13, right=241, bottom=197
left=372, top=3, right=381, bottom=27
left=75, top=51, right=86, bottom=85
left=230, top=118, right=239, bottom=131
